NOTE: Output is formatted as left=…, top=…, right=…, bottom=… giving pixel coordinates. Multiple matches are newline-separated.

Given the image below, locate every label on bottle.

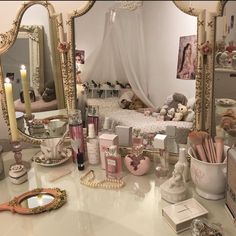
left=107, top=158, right=117, bottom=173
left=87, top=139, right=100, bottom=164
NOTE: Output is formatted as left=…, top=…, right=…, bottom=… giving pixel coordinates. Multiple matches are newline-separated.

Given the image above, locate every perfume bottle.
left=87, top=124, right=100, bottom=165
left=154, top=134, right=170, bottom=178
left=99, top=117, right=111, bottom=135
left=87, top=105, right=99, bottom=136
left=68, top=109, right=84, bottom=163
left=77, top=149, right=85, bottom=171
left=83, top=128, right=88, bottom=161
left=166, top=126, right=179, bottom=154
left=132, top=128, right=143, bottom=147
left=105, top=145, right=122, bottom=179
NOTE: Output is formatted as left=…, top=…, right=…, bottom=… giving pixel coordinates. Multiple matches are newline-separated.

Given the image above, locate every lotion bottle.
left=87, top=123, right=100, bottom=165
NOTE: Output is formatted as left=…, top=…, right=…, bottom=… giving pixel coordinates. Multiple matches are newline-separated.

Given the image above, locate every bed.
left=87, top=97, right=193, bottom=145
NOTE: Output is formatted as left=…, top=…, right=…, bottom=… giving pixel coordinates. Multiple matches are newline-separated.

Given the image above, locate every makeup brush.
left=214, top=136, right=224, bottom=163
left=188, top=131, right=208, bottom=162
left=208, top=135, right=217, bottom=163
left=198, top=131, right=211, bottom=162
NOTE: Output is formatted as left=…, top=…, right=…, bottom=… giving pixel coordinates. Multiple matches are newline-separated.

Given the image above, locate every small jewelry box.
left=9, top=164, right=28, bottom=185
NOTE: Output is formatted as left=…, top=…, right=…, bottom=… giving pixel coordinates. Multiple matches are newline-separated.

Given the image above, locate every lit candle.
left=20, top=65, right=32, bottom=117
left=4, top=78, right=19, bottom=141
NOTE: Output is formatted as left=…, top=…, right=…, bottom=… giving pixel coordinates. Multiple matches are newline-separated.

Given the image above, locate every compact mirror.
left=0, top=188, right=66, bottom=214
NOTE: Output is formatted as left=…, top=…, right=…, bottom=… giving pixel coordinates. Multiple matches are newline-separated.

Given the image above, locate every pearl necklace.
left=80, top=170, right=125, bottom=189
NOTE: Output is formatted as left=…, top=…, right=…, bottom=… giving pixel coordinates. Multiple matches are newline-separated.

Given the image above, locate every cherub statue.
left=169, top=164, right=185, bottom=189
left=160, top=162, right=187, bottom=203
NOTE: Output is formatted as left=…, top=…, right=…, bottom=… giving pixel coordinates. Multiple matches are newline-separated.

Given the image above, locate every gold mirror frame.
left=0, top=188, right=67, bottom=214
left=0, top=1, right=65, bottom=144
left=65, top=1, right=95, bottom=111
left=174, top=1, right=224, bottom=135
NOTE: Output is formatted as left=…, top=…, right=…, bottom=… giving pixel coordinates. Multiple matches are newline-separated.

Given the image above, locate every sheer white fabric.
left=81, top=6, right=154, bottom=107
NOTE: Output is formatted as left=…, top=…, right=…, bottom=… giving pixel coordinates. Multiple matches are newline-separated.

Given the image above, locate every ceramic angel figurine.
left=160, top=162, right=188, bottom=203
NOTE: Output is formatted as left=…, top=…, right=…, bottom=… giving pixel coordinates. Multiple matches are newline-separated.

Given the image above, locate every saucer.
left=216, top=98, right=236, bottom=106
left=32, top=148, right=72, bottom=167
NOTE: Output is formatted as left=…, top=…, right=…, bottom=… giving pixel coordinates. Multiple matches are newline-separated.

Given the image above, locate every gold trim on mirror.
left=65, top=1, right=95, bottom=111
left=173, top=1, right=217, bottom=135
left=0, top=188, right=67, bottom=214
left=0, top=1, right=65, bottom=144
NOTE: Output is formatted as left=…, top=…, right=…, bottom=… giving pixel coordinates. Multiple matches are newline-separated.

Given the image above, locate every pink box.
left=99, top=133, right=118, bottom=169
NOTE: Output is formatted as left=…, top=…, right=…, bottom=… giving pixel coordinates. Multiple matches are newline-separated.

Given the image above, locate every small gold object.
left=80, top=170, right=125, bottom=190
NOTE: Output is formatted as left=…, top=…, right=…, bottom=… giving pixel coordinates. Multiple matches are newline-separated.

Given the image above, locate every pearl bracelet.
left=80, top=170, right=125, bottom=189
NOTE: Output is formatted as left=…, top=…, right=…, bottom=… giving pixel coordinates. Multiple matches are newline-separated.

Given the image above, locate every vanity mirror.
left=67, top=1, right=201, bottom=129
left=0, top=1, right=67, bottom=143
left=214, top=1, right=236, bottom=145
left=0, top=188, right=67, bottom=214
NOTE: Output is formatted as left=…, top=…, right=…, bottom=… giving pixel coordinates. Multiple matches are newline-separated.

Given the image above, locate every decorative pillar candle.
left=4, top=78, right=19, bottom=141
left=20, top=65, right=32, bottom=117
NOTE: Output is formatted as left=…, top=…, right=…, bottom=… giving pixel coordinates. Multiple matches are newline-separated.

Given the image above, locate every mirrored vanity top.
left=0, top=148, right=235, bottom=236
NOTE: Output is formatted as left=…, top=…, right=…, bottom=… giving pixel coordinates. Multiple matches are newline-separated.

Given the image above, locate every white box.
left=162, top=198, right=208, bottom=234
left=99, top=133, right=118, bottom=169
left=115, top=126, right=132, bottom=147
left=153, top=134, right=167, bottom=149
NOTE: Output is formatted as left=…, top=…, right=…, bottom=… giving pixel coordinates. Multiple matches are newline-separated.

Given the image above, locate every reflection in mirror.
left=0, top=4, right=67, bottom=140
left=20, top=194, right=54, bottom=209
left=215, top=1, right=236, bottom=146
left=72, top=1, right=197, bottom=132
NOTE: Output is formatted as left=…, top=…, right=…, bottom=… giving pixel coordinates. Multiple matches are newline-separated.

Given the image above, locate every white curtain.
left=81, top=6, right=154, bottom=107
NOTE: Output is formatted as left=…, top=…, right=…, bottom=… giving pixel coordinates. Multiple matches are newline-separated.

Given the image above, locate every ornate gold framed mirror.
left=173, top=1, right=220, bottom=135
left=0, top=1, right=66, bottom=144
left=0, top=188, right=67, bottom=214
left=214, top=0, right=236, bottom=145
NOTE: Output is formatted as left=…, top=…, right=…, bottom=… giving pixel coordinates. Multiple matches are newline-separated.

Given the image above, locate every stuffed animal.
left=184, top=108, right=195, bottom=122
left=166, top=108, right=175, bottom=121
left=172, top=104, right=188, bottom=121
left=165, top=93, right=188, bottom=112
left=220, top=109, right=236, bottom=137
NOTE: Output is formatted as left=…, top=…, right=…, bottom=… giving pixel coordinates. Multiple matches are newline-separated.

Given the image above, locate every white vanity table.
left=0, top=148, right=236, bottom=236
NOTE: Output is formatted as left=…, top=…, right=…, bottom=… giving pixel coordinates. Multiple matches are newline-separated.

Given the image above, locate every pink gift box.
left=99, top=133, right=118, bottom=169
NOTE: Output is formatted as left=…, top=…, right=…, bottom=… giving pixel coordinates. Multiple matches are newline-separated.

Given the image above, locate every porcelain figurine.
left=160, top=163, right=187, bottom=203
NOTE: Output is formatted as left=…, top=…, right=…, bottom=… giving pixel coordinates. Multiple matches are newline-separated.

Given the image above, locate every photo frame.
left=176, top=35, right=197, bottom=80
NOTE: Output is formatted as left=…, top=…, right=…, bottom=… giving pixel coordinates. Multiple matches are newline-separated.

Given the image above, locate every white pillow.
left=187, top=97, right=195, bottom=110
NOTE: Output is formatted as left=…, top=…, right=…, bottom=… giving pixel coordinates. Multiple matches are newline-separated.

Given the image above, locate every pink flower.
left=57, top=42, right=70, bottom=53
left=200, top=41, right=212, bottom=55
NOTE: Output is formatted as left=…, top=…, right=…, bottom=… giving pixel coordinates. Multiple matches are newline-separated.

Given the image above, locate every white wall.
left=143, top=1, right=197, bottom=106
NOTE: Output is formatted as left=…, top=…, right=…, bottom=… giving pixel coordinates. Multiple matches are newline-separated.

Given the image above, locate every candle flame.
left=20, top=64, right=26, bottom=70
left=5, top=77, right=10, bottom=83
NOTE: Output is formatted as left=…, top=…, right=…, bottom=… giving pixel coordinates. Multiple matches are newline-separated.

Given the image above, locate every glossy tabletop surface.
left=0, top=148, right=236, bottom=236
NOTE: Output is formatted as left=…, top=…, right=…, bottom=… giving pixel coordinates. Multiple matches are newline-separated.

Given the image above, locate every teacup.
left=40, top=138, right=63, bottom=160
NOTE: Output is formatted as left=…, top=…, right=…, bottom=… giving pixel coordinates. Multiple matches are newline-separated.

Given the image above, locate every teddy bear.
left=220, top=109, right=236, bottom=137
left=172, top=103, right=188, bottom=121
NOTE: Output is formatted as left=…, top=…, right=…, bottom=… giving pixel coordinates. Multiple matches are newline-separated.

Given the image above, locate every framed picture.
left=176, top=35, right=197, bottom=80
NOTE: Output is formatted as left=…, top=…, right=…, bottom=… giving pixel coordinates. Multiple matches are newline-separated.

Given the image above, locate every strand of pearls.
left=80, top=170, right=125, bottom=190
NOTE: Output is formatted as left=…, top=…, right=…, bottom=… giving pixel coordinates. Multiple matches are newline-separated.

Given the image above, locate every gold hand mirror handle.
left=0, top=188, right=66, bottom=214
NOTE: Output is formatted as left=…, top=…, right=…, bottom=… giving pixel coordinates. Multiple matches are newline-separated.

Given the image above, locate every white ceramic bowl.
left=189, top=146, right=228, bottom=200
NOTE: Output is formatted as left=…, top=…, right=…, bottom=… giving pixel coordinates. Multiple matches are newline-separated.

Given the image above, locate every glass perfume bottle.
left=166, top=126, right=179, bottom=154
left=155, top=149, right=170, bottom=178
left=87, top=105, right=99, bottom=136
left=99, top=117, right=111, bottom=135
left=68, top=109, right=84, bottom=163
left=132, top=128, right=143, bottom=147
left=87, top=123, right=100, bottom=165
left=105, top=145, right=122, bottom=179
